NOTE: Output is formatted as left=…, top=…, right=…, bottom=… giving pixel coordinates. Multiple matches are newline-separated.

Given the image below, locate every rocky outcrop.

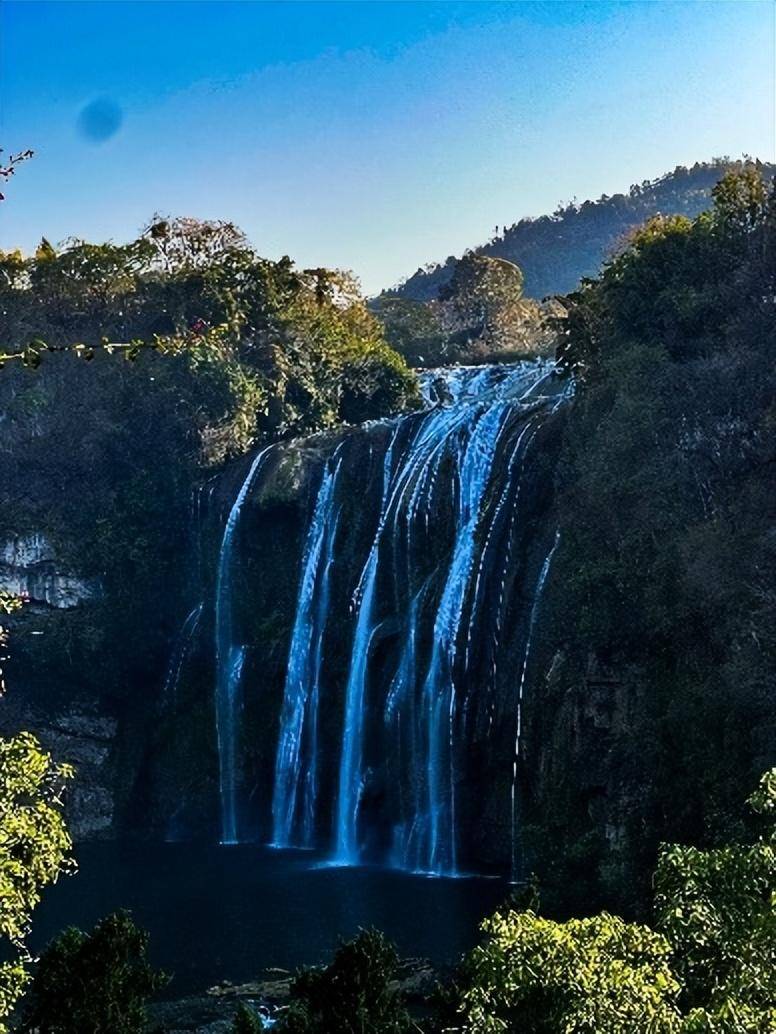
left=0, top=533, right=115, bottom=838
left=519, top=640, right=656, bottom=913
left=0, top=533, right=101, bottom=609
left=43, top=712, right=118, bottom=838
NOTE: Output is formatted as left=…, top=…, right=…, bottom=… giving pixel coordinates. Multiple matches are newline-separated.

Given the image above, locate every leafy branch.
left=0, top=149, right=34, bottom=201
left=0, top=326, right=212, bottom=371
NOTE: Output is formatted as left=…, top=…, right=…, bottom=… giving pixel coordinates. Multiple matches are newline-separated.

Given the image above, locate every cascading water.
left=162, top=602, right=204, bottom=709
left=272, top=455, right=342, bottom=848
left=343, top=362, right=557, bottom=874
left=217, top=359, right=571, bottom=874
left=510, top=529, right=560, bottom=882
left=215, top=446, right=273, bottom=845
left=332, top=430, right=399, bottom=864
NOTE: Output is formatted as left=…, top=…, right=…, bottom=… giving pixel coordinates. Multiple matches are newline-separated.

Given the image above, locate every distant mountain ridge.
left=388, top=159, right=776, bottom=302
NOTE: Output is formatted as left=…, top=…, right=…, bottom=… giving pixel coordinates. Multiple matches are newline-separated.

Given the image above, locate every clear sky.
left=1, top=1, right=774, bottom=294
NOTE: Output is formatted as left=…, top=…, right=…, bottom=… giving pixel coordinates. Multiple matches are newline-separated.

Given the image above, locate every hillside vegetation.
left=388, top=158, right=776, bottom=302
left=527, top=165, right=776, bottom=915
left=0, top=216, right=418, bottom=556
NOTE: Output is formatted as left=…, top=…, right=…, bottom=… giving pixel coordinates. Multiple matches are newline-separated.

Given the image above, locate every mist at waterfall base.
left=31, top=843, right=506, bottom=996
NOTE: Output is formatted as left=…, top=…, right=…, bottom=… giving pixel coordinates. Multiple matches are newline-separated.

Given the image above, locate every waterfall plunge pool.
left=30, top=843, right=508, bottom=996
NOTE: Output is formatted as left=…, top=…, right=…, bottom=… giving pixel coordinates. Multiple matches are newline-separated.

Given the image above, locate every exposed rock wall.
left=0, top=533, right=100, bottom=609
left=0, top=690, right=117, bottom=839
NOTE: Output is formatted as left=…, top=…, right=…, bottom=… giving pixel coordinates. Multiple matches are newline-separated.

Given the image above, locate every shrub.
left=279, top=928, right=412, bottom=1034
left=17, top=910, right=168, bottom=1034
left=232, top=1001, right=264, bottom=1033
left=455, top=769, right=776, bottom=1033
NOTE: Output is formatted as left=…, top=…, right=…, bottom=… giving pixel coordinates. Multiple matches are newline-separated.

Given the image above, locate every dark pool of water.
left=30, top=843, right=508, bottom=996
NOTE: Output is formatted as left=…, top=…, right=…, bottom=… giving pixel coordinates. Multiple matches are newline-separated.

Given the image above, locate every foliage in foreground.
left=462, top=910, right=680, bottom=1033
left=231, top=1001, right=265, bottom=1032
left=278, top=928, right=413, bottom=1034
left=653, top=768, right=776, bottom=1032
left=17, top=910, right=168, bottom=1034
left=455, top=769, right=776, bottom=1033
left=0, top=732, right=72, bottom=1033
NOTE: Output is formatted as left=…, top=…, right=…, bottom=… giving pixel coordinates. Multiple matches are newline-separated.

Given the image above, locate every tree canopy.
left=17, top=910, right=168, bottom=1034
left=389, top=159, right=776, bottom=302
left=0, top=217, right=419, bottom=458
left=0, top=731, right=72, bottom=1032
left=372, top=253, right=556, bottom=367
left=456, top=770, right=776, bottom=1033
left=278, top=928, right=413, bottom=1034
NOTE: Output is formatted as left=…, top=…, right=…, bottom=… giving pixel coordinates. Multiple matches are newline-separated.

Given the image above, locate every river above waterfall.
left=30, top=843, right=508, bottom=996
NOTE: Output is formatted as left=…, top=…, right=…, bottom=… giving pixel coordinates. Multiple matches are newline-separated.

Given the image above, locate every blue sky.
left=1, top=1, right=774, bottom=294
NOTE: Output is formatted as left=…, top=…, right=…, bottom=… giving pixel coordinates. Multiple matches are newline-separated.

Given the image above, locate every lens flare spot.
left=77, top=98, right=123, bottom=143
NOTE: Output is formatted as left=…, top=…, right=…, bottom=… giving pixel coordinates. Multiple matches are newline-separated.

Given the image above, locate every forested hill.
left=389, top=159, right=776, bottom=301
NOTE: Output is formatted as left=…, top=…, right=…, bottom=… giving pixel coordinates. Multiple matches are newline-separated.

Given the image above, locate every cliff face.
left=519, top=640, right=656, bottom=914
left=0, top=535, right=116, bottom=839
left=0, top=534, right=100, bottom=609
left=6, top=345, right=760, bottom=912
left=0, top=362, right=579, bottom=883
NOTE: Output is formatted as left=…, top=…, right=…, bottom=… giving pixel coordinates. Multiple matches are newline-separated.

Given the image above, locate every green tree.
left=17, top=910, right=169, bottom=1034
left=654, top=769, right=776, bottom=1032
left=437, top=253, right=544, bottom=360
left=557, top=166, right=775, bottom=378
left=460, top=910, right=681, bottom=1033
left=231, top=1002, right=265, bottom=1033
left=374, top=254, right=552, bottom=366
left=0, top=729, right=73, bottom=1031
left=369, top=295, right=448, bottom=366
left=279, top=928, right=413, bottom=1034
left=454, top=770, right=776, bottom=1033
left=0, top=222, right=420, bottom=447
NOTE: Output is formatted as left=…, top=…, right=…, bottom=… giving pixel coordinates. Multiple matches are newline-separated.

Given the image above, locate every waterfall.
left=333, top=432, right=398, bottom=864
left=215, top=446, right=273, bottom=845
left=162, top=602, right=204, bottom=708
left=212, top=359, right=570, bottom=873
left=272, top=455, right=342, bottom=848
left=510, top=529, right=560, bottom=883
left=329, top=362, right=557, bottom=873
left=425, top=400, right=523, bottom=874
left=384, top=587, right=422, bottom=867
